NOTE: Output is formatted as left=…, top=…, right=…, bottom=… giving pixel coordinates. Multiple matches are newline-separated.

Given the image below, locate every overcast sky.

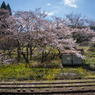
left=0, top=0, right=95, bottom=20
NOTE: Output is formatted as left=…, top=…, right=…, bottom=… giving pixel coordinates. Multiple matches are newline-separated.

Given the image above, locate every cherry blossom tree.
left=0, top=9, right=15, bottom=65
left=72, top=26, right=95, bottom=43
left=0, top=8, right=9, bottom=34
left=0, top=53, right=15, bottom=65
left=5, top=15, right=29, bottom=63
left=35, top=16, right=81, bottom=63
left=0, top=8, right=88, bottom=65
left=66, top=12, right=88, bottom=28
left=1, top=8, right=48, bottom=63
left=13, top=8, right=47, bottom=62
left=65, top=12, right=95, bottom=45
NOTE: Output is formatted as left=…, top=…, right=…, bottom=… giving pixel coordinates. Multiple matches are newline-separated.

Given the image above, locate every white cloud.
left=64, top=0, right=77, bottom=8
left=44, top=12, right=47, bottom=14
left=41, top=10, right=59, bottom=16
left=41, top=11, right=43, bottom=13
left=45, top=12, right=54, bottom=15
left=48, top=12, right=54, bottom=15
left=47, top=3, right=51, bottom=6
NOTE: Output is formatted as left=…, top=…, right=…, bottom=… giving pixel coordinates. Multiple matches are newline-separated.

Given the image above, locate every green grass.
left=0, top=63, right=95, bottom=81
left=82, top=47, right=95, bottom=71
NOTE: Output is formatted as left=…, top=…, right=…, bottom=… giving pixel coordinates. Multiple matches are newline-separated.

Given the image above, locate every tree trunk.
left=17, top=48, right=21, bottom=63
left=21, top=52, right=29, bottom=63
left=30, top=45, right=36, bottom=60
left=8, top=50, right=12, bottom=58
left=17, top=40, right=21, bottom=63
left=26, top=46, right=28, bottom=60
left=41, top=51, right=44, bottom=63
left=30, top=46, right=32, bottom=60
left=50, top=49, right=60, bottom=60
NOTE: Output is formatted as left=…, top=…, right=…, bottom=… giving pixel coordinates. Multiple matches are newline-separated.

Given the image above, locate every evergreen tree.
left=7, top=4, right=12, bottom=15
left=1, top=1, right=7, bottom=9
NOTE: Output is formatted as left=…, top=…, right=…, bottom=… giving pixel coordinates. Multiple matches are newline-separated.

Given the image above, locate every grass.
left=0, top=63, right=95, bottom=81
left=82, top=47, right=95, bottom=71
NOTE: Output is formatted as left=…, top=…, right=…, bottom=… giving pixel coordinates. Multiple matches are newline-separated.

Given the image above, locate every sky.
left=0, top=0, right=95, bottom=20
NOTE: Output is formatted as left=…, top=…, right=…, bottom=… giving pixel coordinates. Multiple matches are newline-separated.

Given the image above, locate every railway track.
left=0, top=79, right=95, bottom=94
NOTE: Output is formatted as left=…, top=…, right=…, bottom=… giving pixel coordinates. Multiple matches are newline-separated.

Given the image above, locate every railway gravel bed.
left=0, top=78, right=95, bottom=94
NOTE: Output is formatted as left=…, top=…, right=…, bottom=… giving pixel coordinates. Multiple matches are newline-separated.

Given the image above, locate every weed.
left=92, top=85, right=94, bottom=87
left=77, top=87, right=80, bottom=90
left=41, top=87, right=44, bottom=89
left=51, top=86, right=54, bottom=88
left=52, top=80, right=55, bottom=83
left=5, top=89, right=8, bottom=92
left=63, top=86, right=66, bottom=88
